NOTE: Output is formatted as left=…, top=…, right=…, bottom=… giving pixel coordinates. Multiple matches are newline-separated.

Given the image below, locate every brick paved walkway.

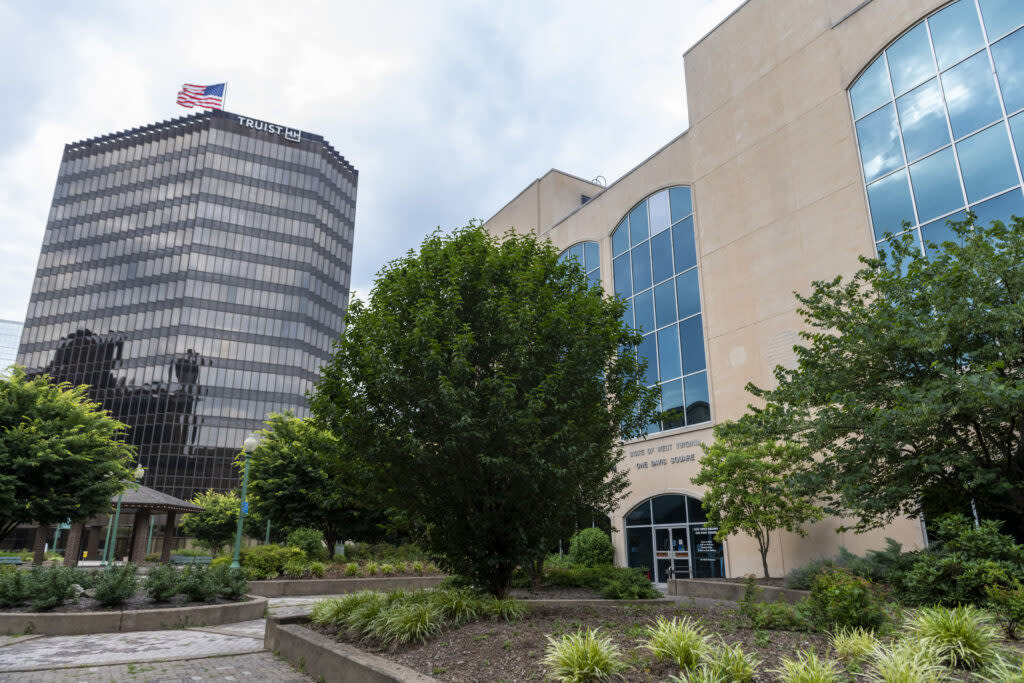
left=0, top=597, right=329, bottom=681
left=0, top=651, right=310, bottom=682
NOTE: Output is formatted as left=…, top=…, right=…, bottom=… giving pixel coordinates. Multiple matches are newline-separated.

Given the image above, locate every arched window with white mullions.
left=851, top=0, right=1024, bottom=259
left=557, top=241, right=601, bottom=287
left=610, top=186, right=710, bottom=435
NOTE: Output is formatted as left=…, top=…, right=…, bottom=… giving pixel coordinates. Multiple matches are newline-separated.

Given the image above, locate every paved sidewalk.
left=0, top=596, right=330, bottom=679
left=0, top=652, right=310, bottom=682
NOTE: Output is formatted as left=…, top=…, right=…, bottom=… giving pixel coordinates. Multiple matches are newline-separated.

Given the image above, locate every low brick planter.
left=267, top=614, right=435, bottom=683
left=0, top=595, right=267, bottom=636
left=249, top=575, right=445, bottom=598
left=666, top=579, right=808, bottom=604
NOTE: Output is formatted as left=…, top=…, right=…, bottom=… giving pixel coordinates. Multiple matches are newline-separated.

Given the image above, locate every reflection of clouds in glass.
left=857, top=105, right=903, bottom=181
left=898, top=81, right=942, bottom=129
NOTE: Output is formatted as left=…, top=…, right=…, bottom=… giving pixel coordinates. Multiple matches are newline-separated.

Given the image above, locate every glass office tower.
left=16, top=110, right=357, bottom=500
left=0, top=320, right=23, bottom=376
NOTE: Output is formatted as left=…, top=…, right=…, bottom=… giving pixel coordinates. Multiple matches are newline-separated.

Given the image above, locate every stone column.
left=86, top=525, right=103, bottom=561
left=63, top=522, right=85, bottom=567
left=160, top=511, right=177, bottom=563
left=32, top=525, right=48, bottom=565
left=129, top=510, right=150, bottom=564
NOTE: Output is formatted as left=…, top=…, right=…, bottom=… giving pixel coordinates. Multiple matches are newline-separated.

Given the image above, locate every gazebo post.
left=63, top=522, right=85, bottom=567
left=129, top=510, right=151, bottom=564
left=161, top=511, right=177, bottom=564
left=86, top=525, right=102, bottom=561
left=32, top=525, right=48, bottom=565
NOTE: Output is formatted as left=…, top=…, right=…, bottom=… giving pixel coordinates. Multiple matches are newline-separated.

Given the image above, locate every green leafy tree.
left=312, top=224, right=658, bottom=595
left=0, top=369, right=135, bottom=542
left=179, top=490, right=240, bottom=554
left=693, top=424, right=822, bottom=578
left=738, top=216, right=1024, bottom=536
left=245, top=412, right=381, bottom=560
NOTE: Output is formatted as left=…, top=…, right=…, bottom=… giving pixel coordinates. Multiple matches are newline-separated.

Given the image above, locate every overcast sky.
left=0, top=0, right=743, bottom=322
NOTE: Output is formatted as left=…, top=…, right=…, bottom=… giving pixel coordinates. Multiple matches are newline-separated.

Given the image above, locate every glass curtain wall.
left=611, top=187, right=710, bottom=435
left=850, top=0, right=1024, bottom=257
left=557, top=241, right=601, bottom=286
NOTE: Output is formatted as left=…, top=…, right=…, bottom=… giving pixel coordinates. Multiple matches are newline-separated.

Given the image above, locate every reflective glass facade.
left=0, top=320, right=23, bottom=376
left=851, top=0, right=1024, bottom=256
left=557, top=241, right=601, bottom=287
left=611, top=187, right=710, bottom=435
left=16, top=110, right=357, bottom=500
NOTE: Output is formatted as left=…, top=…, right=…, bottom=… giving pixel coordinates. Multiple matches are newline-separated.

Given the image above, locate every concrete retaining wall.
left=249, top=575, right=445, bottom=597
left=0, top=595, right=267, bottom=635
left=266, top=615, right=435, bottom=683
left=666, top=579, right=809, bottom=604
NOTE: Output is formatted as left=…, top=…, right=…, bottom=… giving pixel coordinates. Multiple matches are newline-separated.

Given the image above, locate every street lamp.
left=102, top=465, right=145, bottom=566
left=230, top=434, right=260, bottom=570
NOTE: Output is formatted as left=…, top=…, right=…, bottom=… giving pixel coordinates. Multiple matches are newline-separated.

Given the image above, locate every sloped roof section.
left=113, top=485, right=204, bottom=513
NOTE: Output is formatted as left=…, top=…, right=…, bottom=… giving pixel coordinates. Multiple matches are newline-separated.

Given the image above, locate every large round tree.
left=312, top=225, right=657, bottom=595
left=0, top=369, right=135, bottom=542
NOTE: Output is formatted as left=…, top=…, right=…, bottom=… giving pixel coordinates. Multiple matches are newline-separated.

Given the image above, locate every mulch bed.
left=3, top=593, right=251, bottom=613
left=509, top=586, right=603, bottom=600
left=311, top=601, right=832, bottom=682
left=319, top=567, right=443, bottom=580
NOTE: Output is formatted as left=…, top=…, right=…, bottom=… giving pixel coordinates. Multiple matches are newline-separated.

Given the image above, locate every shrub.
left=285, top=528, right=325, bottom=561
left=830, top=626, right=878, bottom=664
left=785, top=539, right=915, bottom=590
left=897, top=515, right=1024, bottom=607
left=377, top=601, right=446, bottom=645
left=343, top=562, right=360, bottom=577
left=91, top=564, right=138, bottom=607
left=430, top=588, right=482, bottom=626
left=700, top=640, right=758, bottom=682
left=987, top=583, right=1024, bottom=639
left=740, top=577, right=812, bottom=631
left=143, top=552, right=161, bottom=563
left=0, top=567, right=28, bottom=608
left=863, top=640, right=944, bottom=682
left=546, top=565, right=659, bottom=600
left=210, top=556, right=231, bottom=568
left=211, top=564, right=249, bottom=599
left=308, top=561, right=325, bottom=578
left=807, top=568, right=888, bottom=631
left=567, top=528, right=614, bottom=568
left=644, top=616, right=710, bottom=671
left=283, top=557, right=308, bottom=579
left=484, top=596, right=526, bottom=621
left=543, top=628, right=626, bottom=683
left=773, top=650, right=841, bottom=683
left=28, top=566, right=78, bottom=611
left=144, top=564, right=180, bottom=602
left=905, top=605, right=1000, bottom=669
left=240, top=545, right=304, bottom=580
left=178, top=565, right=218, bottom=602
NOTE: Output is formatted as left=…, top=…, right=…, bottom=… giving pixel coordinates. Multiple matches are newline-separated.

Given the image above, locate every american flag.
left=176, top=83, right=225, bottom=109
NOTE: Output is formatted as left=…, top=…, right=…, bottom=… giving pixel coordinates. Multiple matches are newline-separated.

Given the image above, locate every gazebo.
left=54, top=486, right=204, bottom=566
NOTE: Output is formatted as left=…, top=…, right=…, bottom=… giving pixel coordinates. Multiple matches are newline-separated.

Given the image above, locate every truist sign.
left=236, top=116, right=301, bottom=143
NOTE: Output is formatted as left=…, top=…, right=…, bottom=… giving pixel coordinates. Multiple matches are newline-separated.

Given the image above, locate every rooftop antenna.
left=592, top=175, right=607, bottom=187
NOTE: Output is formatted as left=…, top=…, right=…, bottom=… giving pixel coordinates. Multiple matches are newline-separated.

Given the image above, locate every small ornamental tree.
left=245, top=412, right=381, bottom=560
left=693, top=423, right=822, bottom=578
left=312, top=224, right=658, bottom=596
left=0, top=369, right=135, bottom=542
left=179, top=489, right=240, bottom=554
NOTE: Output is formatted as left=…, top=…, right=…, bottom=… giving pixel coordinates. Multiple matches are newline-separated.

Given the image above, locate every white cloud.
left=0, top=0, right=744, bottom=321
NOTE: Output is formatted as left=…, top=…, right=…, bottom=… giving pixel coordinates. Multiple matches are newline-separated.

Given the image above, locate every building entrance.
left=624, top=494, right=725, bottom=582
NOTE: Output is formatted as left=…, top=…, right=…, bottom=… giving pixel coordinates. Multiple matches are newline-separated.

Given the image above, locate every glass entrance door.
left=625, top=494, right=726, bottom=583
left=654, top=526, right=692, bottom=582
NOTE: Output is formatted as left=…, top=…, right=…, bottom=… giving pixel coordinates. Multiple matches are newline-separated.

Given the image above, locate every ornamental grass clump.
left=430, top=588, right=482, bottom=626
left=644, top=616, right=711, bottom=671
left=343, top=562, right=359, bottom=577
left=830, top=626, right=878, bottom=664
left=364, top=561, right=380, bottom=576
left=543, top=628, right=627, bottom=683
left=700, top=640, right=758, bottom=682
left=905, top=605, right=1000, bottom=669
left=862, top=639, right=944, bottom=683
left=774, top=650, right=842, bottom=683
left=485, top=596, right=526, bottom=621
left=377, top=601, right=445, bottom=645
left=345, top=591, right=390, bottom=637
left=977, top=655, right=1024, bottom=683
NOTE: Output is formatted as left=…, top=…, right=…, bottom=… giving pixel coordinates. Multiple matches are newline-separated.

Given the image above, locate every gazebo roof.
left=112, top=484, right=204, bottom=513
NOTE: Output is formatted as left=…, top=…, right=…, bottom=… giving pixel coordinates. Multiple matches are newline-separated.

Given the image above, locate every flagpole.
left=221, top=82, right=228, bottom=112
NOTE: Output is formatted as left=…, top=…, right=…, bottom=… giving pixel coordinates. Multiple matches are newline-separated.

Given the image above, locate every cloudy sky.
left=0, top=0, right=743, bottom=321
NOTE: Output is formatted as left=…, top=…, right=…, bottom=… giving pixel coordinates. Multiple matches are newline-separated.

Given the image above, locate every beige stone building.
left=484, top=0, right=1024, bottom=580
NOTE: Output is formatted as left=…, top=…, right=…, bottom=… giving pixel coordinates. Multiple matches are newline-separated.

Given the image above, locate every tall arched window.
left=850, top=0, right=1024, bottom=257
left=558, top=241, right=600, bottom=287
left=611, top=187, right=710, bottom=435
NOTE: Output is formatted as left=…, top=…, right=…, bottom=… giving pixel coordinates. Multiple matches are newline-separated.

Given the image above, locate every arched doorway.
left=624, top=494, right=725, bottom=582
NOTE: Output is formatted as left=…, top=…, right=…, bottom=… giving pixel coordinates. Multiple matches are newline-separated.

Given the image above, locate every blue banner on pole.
left=241, top=501, right=248, bottom=515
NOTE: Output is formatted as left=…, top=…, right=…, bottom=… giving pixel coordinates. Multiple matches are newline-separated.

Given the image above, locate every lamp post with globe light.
left=230, top=434, right=260, bottom=570
left=102, top=465, right=145, bottom=566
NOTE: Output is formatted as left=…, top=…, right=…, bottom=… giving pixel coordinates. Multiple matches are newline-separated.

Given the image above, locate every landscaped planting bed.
left=305, top=586, right=1024, bottom=682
